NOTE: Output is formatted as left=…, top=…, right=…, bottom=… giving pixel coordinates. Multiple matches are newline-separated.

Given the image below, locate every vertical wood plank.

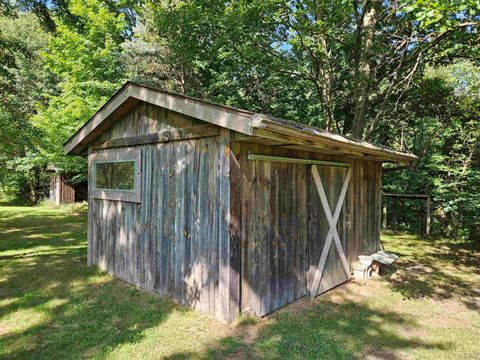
left=87, top=146, right=94, bottom=266
left=229, top=141, right=242, bottom=321
left=217, top=129, right=232, bottom=322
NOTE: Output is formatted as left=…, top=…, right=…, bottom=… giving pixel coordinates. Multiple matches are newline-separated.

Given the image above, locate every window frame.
left=90, top=149, right=141, bottom=203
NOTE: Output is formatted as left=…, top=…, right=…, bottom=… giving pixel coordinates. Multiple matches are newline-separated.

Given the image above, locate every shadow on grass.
left=382, top=234, right=480, bottom=311
left=0, top=196, right=32, bottom=207
left=0, top=207, right=86, bottom=254
left=0, top=208, right=467, bottom=359
left=0, top=207, right=177, bottom=360
left=167, top=286, right=452, bottom=359
left=439, top=238, right=480, bottom=270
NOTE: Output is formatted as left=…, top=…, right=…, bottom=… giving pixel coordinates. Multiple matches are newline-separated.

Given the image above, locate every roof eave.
left=64, top=82, right=133, bottom=155
left=253, top=116, right=418, bottom=164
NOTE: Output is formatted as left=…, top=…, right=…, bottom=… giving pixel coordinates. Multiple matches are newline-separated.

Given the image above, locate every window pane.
left=95, top=161, right=135, bottom=191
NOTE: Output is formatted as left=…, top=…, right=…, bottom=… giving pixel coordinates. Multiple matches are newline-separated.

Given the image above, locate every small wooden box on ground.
left=353, top=263, right=371, bottom=281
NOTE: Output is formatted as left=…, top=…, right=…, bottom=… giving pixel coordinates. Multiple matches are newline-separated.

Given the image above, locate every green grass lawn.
left=0, top=203, right=479, bottom=359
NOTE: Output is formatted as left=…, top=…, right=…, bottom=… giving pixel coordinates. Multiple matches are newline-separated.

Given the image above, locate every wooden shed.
left=47, top=167, right=88, bottom=205
left=64, top=82, right=417, bottom=323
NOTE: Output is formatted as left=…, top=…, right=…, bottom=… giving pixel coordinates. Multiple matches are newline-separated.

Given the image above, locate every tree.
left=1, top=0, right=136, bottom=202
left=33, top=0, right=131, bottom=176
left=1, top=0, right=140, bottom=33
left=146, top=0, right=479, bottom=139
left=383, top=60, right=480, bottom=240
left=0, top=13, right=53, bottom=201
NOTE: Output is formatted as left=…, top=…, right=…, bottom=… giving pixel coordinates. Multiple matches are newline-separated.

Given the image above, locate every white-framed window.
left=90, top=149, right=141, bottom=203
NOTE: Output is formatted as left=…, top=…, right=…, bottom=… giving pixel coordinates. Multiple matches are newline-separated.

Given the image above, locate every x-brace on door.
left=307, top=165, right=351, bottom=298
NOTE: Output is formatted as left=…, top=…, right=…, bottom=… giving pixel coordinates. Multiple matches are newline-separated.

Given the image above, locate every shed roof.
left=64, top=81, right=417, bottom=163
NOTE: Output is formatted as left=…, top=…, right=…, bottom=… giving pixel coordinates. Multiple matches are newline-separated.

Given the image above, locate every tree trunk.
left=314, top=71, right=335, bottom=131
left=28, top=171, right=37, bottom=204
left=319, top=69, right=335, bottom=131
left=351, top=0, right=379, bottom=139
left=313, top=0, right=336, bottom=132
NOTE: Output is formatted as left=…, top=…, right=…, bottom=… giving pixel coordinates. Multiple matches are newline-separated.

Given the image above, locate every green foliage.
left=1, top=1, right=132, bottom=201
left=383, top=61, right=480, bottom=239
left=33, top=0, right=131, bottom=180
left=0, top=13, right=54, bottom=202
left=0, top=13, right=50, bottom=155
left=404, top=0, right=480, bottom=30
left=0, top=1, right=478, bottom=239
left=143, top=0, right=479, bottom=136
left=42, top=0, right=127, bottom=83
left=143, top=0, right=339, bottom=127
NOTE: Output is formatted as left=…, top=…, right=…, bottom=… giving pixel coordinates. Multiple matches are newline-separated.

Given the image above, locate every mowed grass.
left=0, top=202, right=479, bottom=359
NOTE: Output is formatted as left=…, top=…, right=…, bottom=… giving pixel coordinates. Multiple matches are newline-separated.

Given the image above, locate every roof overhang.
left=249, top=115, right=417, bottom=163
left=64, top=82, right=417, bottom=164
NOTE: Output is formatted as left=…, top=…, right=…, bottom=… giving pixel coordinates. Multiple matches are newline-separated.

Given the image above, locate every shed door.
left=307, top=165, right=351, bottom=297
left=241, top=159, right=308, bottom=316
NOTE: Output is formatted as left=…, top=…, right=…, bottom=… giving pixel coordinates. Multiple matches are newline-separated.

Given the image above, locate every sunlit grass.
left=0, top=203, right=479, bottom=359
left=0, top=204, right=228, bottom=360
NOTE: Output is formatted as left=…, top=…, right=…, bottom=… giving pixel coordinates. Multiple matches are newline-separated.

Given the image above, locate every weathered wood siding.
left=307, top=166, right=349, bottom=297
left=49, top=175, right=75, bottom=204
left=97, top=102, right=206, bottom=141
left=234, top=144, right=308, bottom=316
left=347, top=160, right=383, bottom=262
left=233, top=142, right=382, bottom=316
left=88, top=103, right=234, bottom=322
left=86, top=100, right=382, bottom=322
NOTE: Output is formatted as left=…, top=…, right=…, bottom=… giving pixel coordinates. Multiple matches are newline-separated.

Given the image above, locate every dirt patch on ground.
left=363, top=346, right=413, bottom=360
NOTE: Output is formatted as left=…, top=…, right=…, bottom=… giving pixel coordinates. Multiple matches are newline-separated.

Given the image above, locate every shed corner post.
left=227, top=139, right=242, bottom=323
left=217, top=129, right=241, bottom=324
left=87, top=144, right=94, bottom=267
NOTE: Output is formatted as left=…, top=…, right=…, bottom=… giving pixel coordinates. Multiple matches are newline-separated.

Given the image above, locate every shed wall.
left=49, top=175, right=75, bottom=204
left=231, top=142, right=382, bottom=316
left=234, top=143, right=308, bottom=316
left=88, top=103, right=234, bottom=322
left=86, top=101, right=382, bottom=323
